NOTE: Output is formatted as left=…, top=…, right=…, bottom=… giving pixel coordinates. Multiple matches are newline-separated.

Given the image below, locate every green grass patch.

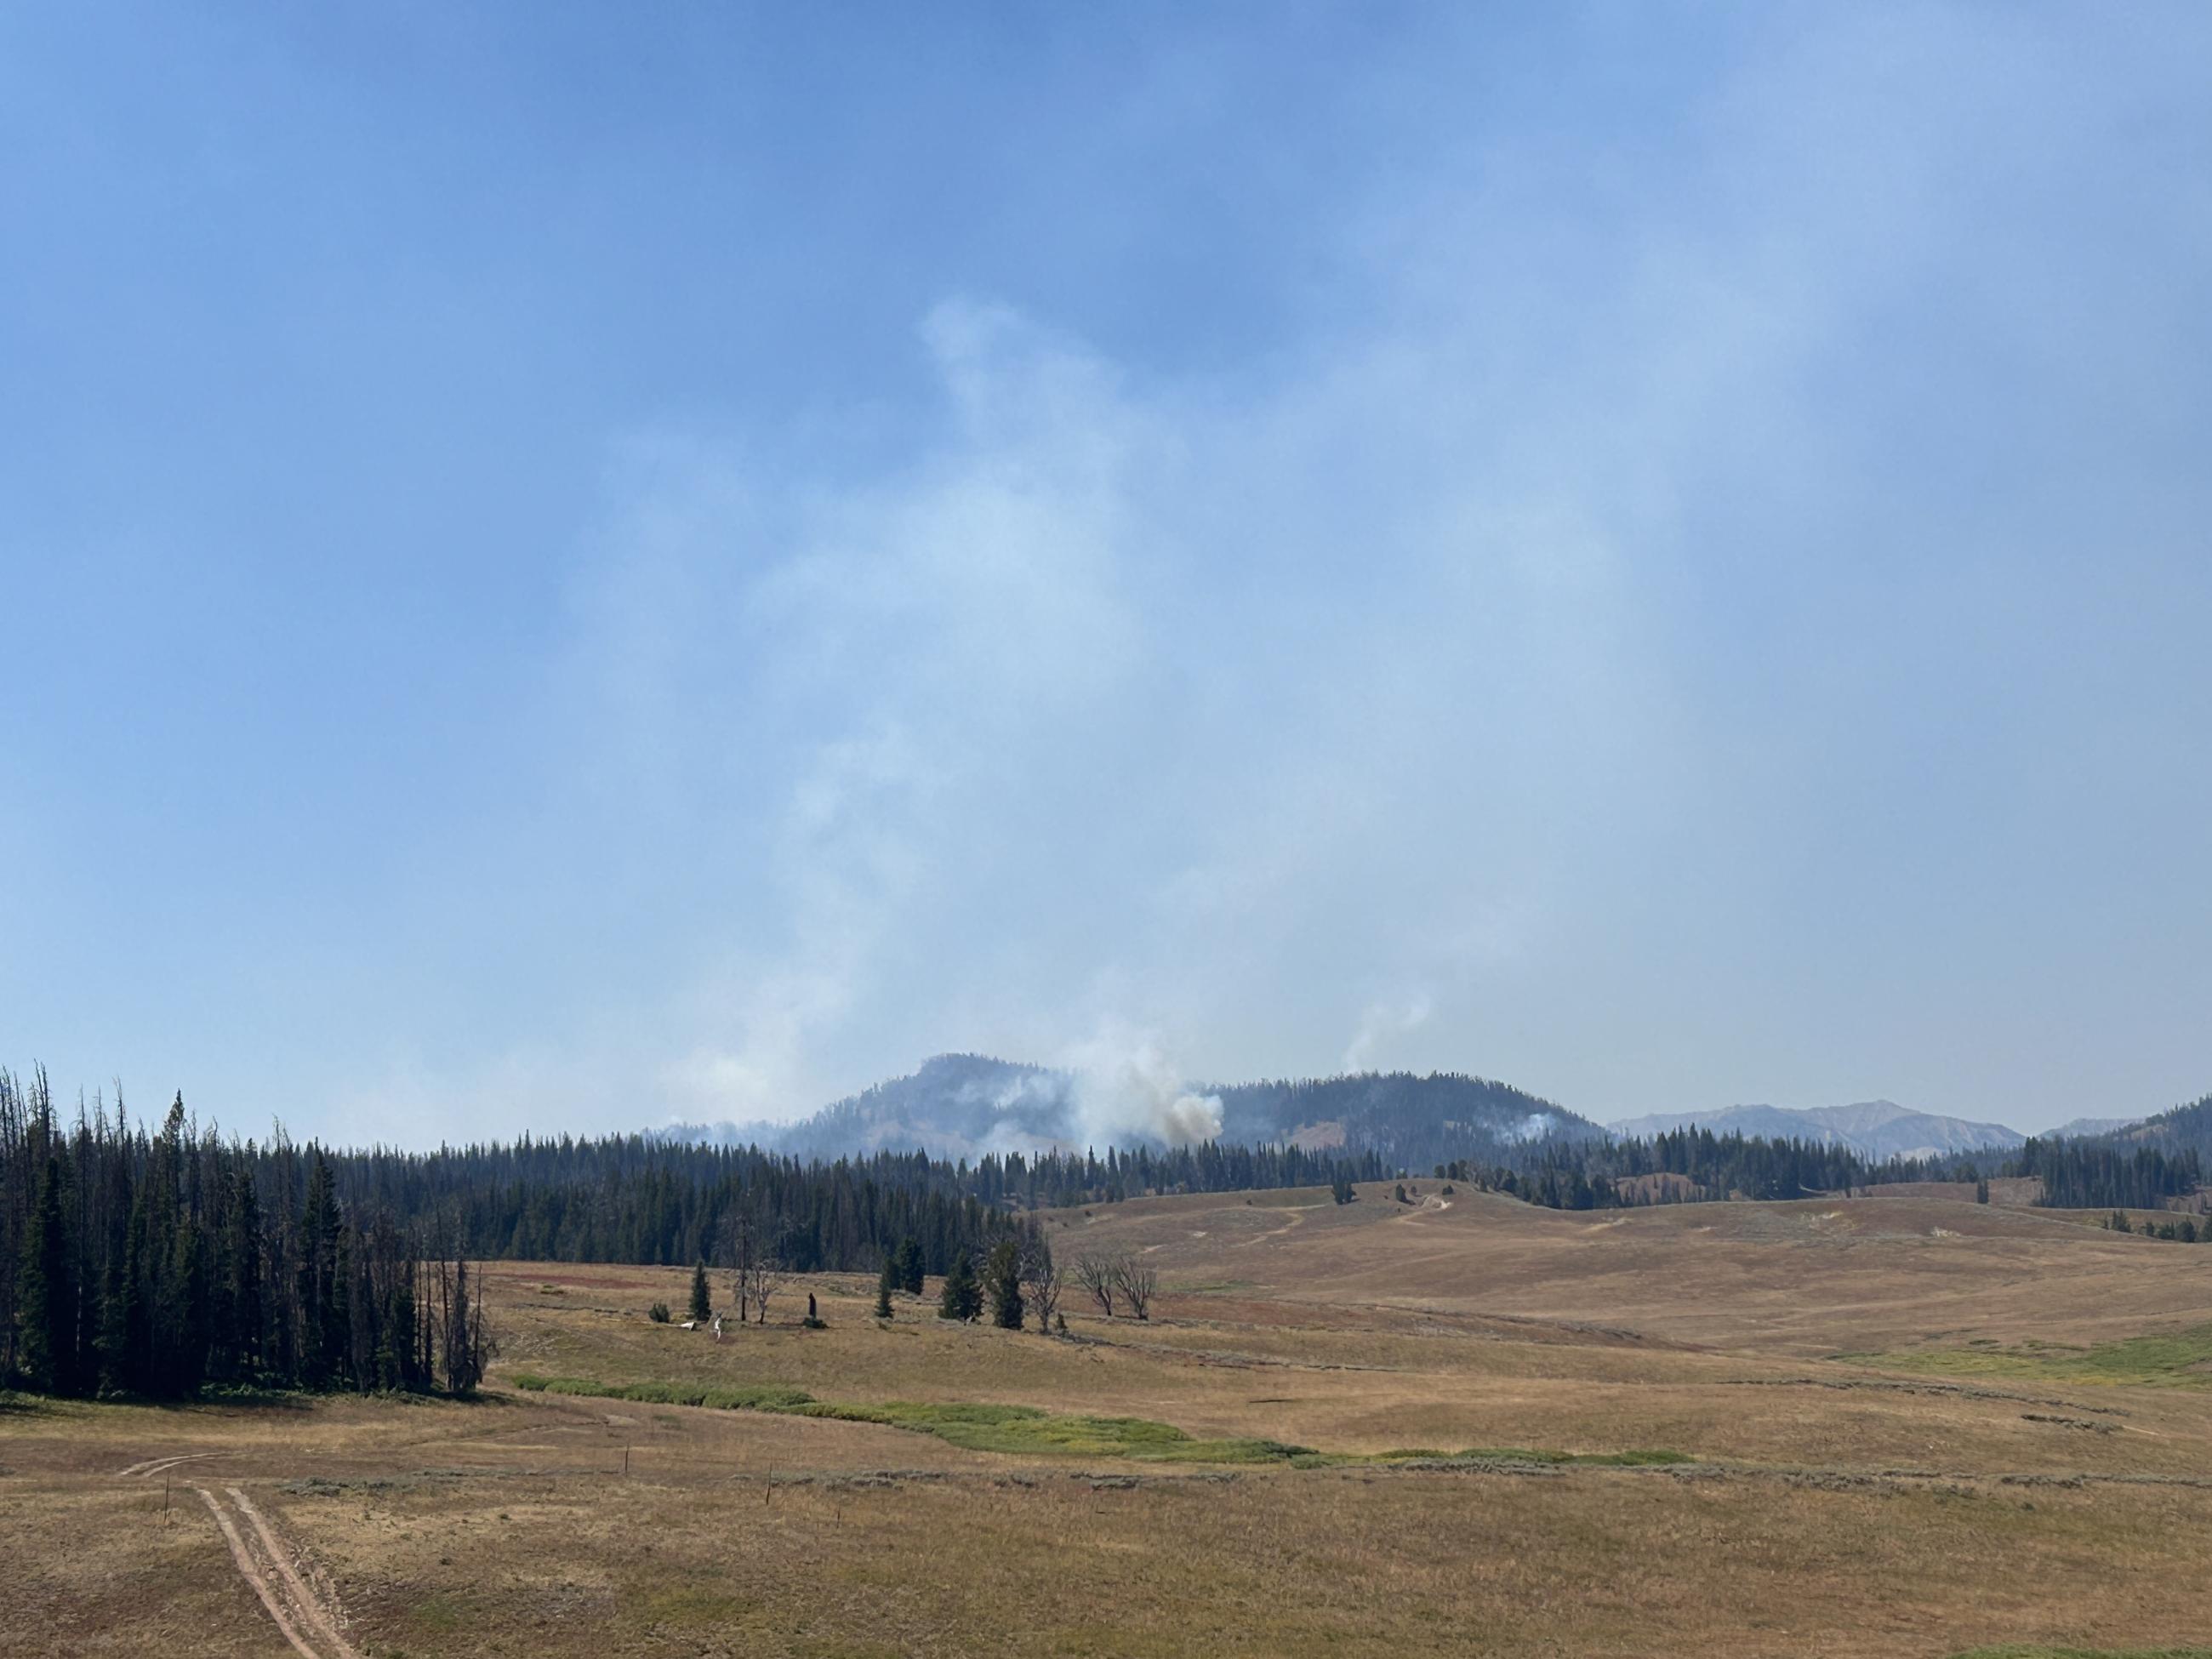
left=509, top=1374, right=814, bottom=1411
left=505, top=1374, right=1685, bottom=1468
left=405, top=1594, right=464, bottom=1633
left=1844, top=1323, right=2212, bottom=1388
left=509, top=1373, right=1315, bottom=1463
left=629, top=1586, right=750, bottom=1627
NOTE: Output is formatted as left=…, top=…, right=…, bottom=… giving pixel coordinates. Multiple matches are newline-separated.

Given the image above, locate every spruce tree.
left=225, top=1170, right=263, bottom=1380
left=895, top=1237, right=925, bottom=1296
left=938, top=1250, right=981, bottom=1321
left=299, top=1154, right=343, bottom=1387
left=16, top=1154, right=73, bottom=1395
left=169, top=1218, right=212, bottom=1395
left=874, top=1256, right=895, bottom=1319
left=688, top=1260, right=713, bottom=1322
left=985, top=1239, right=1023, bottom=1330
left=116, top=1194, right=151, bottom=1394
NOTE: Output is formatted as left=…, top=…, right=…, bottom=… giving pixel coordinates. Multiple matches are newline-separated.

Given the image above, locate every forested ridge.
left=1486, top=1127, right=2204, bottom=1214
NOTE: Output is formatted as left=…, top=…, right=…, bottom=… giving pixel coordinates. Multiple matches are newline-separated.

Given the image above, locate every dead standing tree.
left=1018, top=1223, right=1064, bottom=1334
left=1111, top=1253, right=1157, bottom=1320
left=1073, top=1247, right=1123, bottom=1318
left=721, top=1201, right=790, bottom=1325
left=432, top=1254, right=495, bottom=1394
left=745, top=1243, right=790, bottom=1325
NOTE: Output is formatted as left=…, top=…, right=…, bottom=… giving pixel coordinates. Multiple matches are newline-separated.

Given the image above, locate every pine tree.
left=169, top=1217, right=211, bottom=1395
left=299, top=1154, right=344, bottom=1387
left=688, top=1260, right=713, bottom=1322
left=1975, top=1177, right=1990, bottom=1205
left=16, top=1154, right=73, bottom=1394
left=938, top=1250, right=981, bottom=1321
left=874, top=1256, right=895, bottom=1319
left=114, top=1194, right=151, bottom=1394
left=985, top=1239, right=1023, bottom=1330
left=225, top=1169, right=263, bottom=1381
left=895, top=1237, right=925, bottom=1296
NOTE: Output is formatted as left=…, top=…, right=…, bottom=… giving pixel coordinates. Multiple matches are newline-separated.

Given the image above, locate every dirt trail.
left=195, top=1486, right=323, bottom=1659
left=226, top=1486, right=364, bottom=1659
left=120, top=1452, right=362, bottom=1657
left=117, top=1451, right=223, bottom=1478
left=1233, top=1207, right=1314, bottom=1247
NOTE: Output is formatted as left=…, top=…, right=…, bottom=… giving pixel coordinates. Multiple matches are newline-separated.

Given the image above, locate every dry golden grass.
left=6, top=1183, right=2210, bottom=1656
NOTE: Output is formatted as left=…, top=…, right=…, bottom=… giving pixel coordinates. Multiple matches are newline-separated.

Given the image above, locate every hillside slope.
left=1607, top=1100, right=2023, bottom=1161
left=660, top=1055, right=1604, bottom=1166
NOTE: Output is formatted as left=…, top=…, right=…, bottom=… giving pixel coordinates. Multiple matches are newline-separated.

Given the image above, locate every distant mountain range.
left=658, top=1056, right=2191, bottom=1171
left=1605, top=1101, right=2027, bottom=1162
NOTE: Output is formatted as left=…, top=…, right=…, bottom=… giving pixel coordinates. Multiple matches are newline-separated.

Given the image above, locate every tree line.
left=1, top=1070, right=490, bottom=1400
left=2009, top=1137, right=2203, bottom=1211
left=5, top=1064, right=1390, bottom=1397
left=1447, top=1125, right=2206, bottom=1215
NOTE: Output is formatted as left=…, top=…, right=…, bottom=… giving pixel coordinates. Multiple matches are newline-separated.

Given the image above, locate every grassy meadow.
left=5, top=1182, right=2211, bottom=1656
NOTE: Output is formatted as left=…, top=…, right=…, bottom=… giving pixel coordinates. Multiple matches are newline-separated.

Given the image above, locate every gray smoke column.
left=1063, top=1024, right=1223, bottom=1148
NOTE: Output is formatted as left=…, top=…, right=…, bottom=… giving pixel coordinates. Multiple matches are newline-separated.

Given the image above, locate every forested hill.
left=661, top=1054, right=1605, bottom=1167
left=2091, top=1092, right=2212, bottom=1159
left=1606, top=1101, right=2025, bottom=1162
left=1209, top=1072, right=1602, bottom=1170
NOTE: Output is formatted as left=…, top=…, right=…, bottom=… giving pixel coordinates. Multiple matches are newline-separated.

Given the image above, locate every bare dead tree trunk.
left=1018, top=1224, right=1063, bottom=1334
left=1073, top=1249, right=1120, bottom=1318
left=1111, top=1254, right=1157, bottom=1320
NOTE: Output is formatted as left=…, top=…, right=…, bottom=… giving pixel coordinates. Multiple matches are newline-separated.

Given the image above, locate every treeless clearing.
left=5, top=1184, right=2209, bottom=1656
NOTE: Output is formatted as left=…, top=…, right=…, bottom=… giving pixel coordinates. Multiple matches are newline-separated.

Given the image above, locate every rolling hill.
left=659, top=1053, right=1605, bottom=1168
left=1605, top=1100, right=2025, bottom=1162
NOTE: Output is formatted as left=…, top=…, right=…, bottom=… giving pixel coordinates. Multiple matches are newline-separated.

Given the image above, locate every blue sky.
left=4, top=3, right=2208, bottom=1144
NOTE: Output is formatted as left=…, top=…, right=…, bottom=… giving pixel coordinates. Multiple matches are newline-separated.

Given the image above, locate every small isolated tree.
left=1018, top=1225, right=1063, bottom=1335
left=875, top=1256, right=896, bottom=1319
left=1073, top=1249, right=1120, bottom=1318
left=2111, top=1210, right=2133, bottom=1234
left=1111, top=1254, right=1158, bottom=1321
left=1975, top=1177, right=1991, bottom=1205
left=1394, top=1183, right=1409, bottom=1205
left=1331, top=1176, right=1356, bottom=1206
left=647, top=1301, right=672, bottom=1324
left=938, top=1250, right=982, bottom=1321
left=985, top=1240, right=1024, bottom=1330
left=688, top=1261, right=713, bottom=1322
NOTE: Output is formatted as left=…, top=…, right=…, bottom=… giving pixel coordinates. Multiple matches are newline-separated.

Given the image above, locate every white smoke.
left=972, top=1070, right=1082, bottom=1156
left=1342, top=992, right=1436, bottom=1073
left=1061, top=1022, right=1223, bottom=1148
left=1501, top=1112, right=1555, bottom=1144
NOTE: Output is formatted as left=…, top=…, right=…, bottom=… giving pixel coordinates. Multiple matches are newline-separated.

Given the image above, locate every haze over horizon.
left=6, top=5, right=2209, bottom=1148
